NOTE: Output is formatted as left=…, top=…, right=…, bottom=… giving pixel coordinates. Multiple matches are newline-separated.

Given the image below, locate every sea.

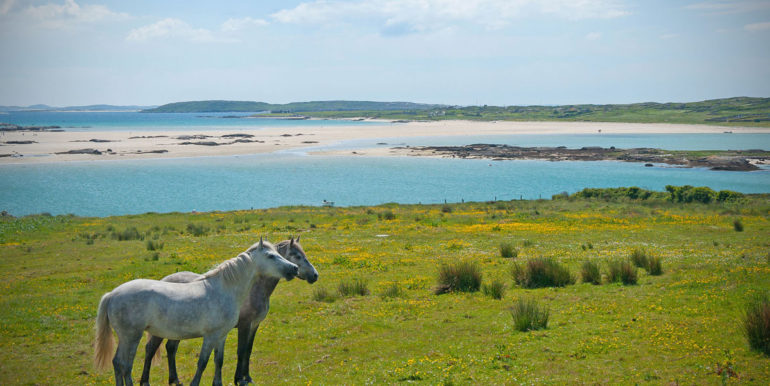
left=1, top=111, right=769, bottom=217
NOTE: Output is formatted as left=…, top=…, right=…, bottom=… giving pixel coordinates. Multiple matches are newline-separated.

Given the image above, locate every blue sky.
left=1, top=0, right=768, bottom=106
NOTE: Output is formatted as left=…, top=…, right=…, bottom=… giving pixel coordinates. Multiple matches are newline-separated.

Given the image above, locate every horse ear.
left=296, top=235, right=300, bottom=243
left=290, top=236, right=295, bottom=246
left=259, top=236, right=263, bottom=247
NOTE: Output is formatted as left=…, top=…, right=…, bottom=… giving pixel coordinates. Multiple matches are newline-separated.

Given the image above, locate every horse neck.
left=251, top=274, right=281, bottom=299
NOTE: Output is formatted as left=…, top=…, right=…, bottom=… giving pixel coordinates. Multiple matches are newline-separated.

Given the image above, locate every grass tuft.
left=481, top=279, right=506, bottom=300
left=734, top=219, right=744, bottom=232
left=510, top=298, right=549, bottom=332
left=608, top=260, right=638, bottom=285
left=311, top=287, right=337, bottom=303
left=630, top=248, right=648, bottom=268
left=581, top=260, right=602, bottom=285
left=380, top=282, right=405, bottom=299
left=646, top=255, right=663, bottom=276
left=499, top=242, right=518, bottom=258
left=511, top=257, right=574, bottom=288
left=145, top=240, right=164, bottom=251
left=744, top=293, right=770, bottom=356
left=337, top=278, right=370, bottom=297
left=110, top=226, right=144, bottom=241
left=186, top=223, right=210, bottom=237
left=435, top=261, right=482, bottom=294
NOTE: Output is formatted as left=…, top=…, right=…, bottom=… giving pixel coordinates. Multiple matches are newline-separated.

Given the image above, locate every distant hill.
left=0, top=104, right=155, bottom=112
left=141, top=100, right=444, bottom=113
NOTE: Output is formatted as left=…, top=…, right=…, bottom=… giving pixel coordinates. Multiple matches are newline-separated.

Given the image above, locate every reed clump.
left=434, top=261, right=482, bottom=294
left=510, top=298, right=549, bottom=332
left=511, top=257, right=574, bottom=288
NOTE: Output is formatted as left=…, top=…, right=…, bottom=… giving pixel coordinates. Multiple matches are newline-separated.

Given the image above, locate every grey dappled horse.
left=140, top=236, right=318, bottom=386
left=94, top=239, right=298, bottom=386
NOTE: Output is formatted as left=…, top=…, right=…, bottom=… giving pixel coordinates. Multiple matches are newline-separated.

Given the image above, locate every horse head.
left=280, top=235, right=319, bottom=284
left=248, top=237, right=298, bottom=281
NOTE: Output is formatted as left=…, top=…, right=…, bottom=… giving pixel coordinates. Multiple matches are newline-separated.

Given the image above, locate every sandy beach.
left=1, top=120, right=767, bottom=164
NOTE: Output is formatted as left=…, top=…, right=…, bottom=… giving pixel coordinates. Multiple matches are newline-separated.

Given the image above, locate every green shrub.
left=338, top=278, right=370, bottom=297
left=110, top=226, right=144, bottom=241
left=500, top=242, right=518, bottom=258
left=510, top=298, right=549, bottom=332
left=717, top=190, right=744, bottom=202
left=581, top=260, right=602, bottom=285
left=186, top=223, right=210, bottom=237
left=608, top=260, right=638, bottom=285
left=734, top=219, right=744, bottom=232
left=630, top=248, right=648, bottom=268
left=646, top=255, right=663, bottom=276
left=744, top=293, right=770, bottom=356
left=482, top=279, right=506, bottom=300
left=382, top=210, right=396, bottom=220
left=312, top=287, right=337, bottom=303
left=146, top=240, right=164, bottom=251
left=380, top=282, right=404, bottom=299
left=441, top=204, right=452, bottom=213
left=435, top=261, right=482, bottom=294
left=665, top=185, right=716, bottom=204
left=511, top=257, right=574, bottom=288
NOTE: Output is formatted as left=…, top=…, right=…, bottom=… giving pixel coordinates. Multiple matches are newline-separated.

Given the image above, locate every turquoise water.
left=1, top=153, right=768, bottom=217
left=0, top=111, right=378, bottom=131
left=1, top=112, right=769, bottom=217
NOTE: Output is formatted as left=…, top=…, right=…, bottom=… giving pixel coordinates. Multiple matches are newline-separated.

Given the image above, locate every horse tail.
left=94, top=292, right=115, bottom=371
left=147, top=331, right=162, bottom=365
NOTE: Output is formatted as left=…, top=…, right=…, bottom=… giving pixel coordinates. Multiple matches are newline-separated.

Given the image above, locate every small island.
left=393, top=144, right=770, bottom=171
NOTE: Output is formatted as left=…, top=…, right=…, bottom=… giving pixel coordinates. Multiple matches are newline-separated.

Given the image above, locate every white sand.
left=1, top=121, right=766, bottom=164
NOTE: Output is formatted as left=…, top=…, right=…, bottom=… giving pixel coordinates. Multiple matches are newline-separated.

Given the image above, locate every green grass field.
left=1, top=196, right=769, bottom=384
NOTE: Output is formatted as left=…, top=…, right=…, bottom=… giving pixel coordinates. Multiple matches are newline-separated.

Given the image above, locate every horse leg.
left=165, top=340, right=182, bottom=386
left=239, top=324, right=260, bottom=385
left=140, top=335, right=164, bottom=386
left=212, top=339, right=226, bottom=386
left=114, top=332, right=142, bottom=386
left=233, top=322, right=250, bottom=385
left=189, top=336, right=216, bottom=386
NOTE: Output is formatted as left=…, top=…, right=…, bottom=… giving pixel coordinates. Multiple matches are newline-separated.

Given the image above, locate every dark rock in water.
left=56, top=148, right=102, bottom=155
left=221, top=133, right=255, bottom=138
left=175, top=135, right=211, bottom=140
left=4, top=140, right=36, bottom=144
left=302, top=141, right=319, bottom=144
left=89, top=139, right=114, bottom=143
left=180, top=141, right=220, bottom=146
left=0, top=153, right=13, bottom=157
left=0, top=123, right=62, bottom=132
left=133, top=149, right=169, bottom=154
left=645, top=163, right=653, bottom=167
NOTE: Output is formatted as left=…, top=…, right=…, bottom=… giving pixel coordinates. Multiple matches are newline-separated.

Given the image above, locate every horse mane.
left=200, top=241, right=275, bottom=285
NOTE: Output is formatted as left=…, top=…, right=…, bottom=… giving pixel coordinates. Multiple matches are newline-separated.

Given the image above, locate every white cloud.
left=271, top=0, right=630, bottom=34
left=585, top=31, right=602, bottom=40
left=221, top=17, right=269, bottom=32
left=744, top=21, right=770, bottom=31
left=685, top=1, right=770, bottom=14
left=127, top=18, right=235, bottom=43
left=1, top=0, right=16, bottom=16
left=21, top=0, right=128, bottom=28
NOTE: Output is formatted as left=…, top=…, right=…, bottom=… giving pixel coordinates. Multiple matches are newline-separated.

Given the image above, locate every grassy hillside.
left=279, top=97, right=770, bottom=127
left=1, top=194, right=769, bottom=384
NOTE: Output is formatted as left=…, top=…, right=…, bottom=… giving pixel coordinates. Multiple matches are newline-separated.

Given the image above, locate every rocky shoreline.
left=394, top=144, right=770, bottom=171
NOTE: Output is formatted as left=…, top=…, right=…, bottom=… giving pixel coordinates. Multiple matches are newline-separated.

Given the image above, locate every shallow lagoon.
left=1, top=153, right=768, bottom=217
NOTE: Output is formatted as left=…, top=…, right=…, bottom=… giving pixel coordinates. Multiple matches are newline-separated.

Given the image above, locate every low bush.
left=630, top=248, right=648, bottom=268
left=510, top=298, right=549, bottom=332
left=581, top=260, right=602, bottom=285
left=607, top=260, right=638, bottom=285
left=734, top=219, right=744, bottom=232
left=500, top=242, right=518, bottom=258
left=382, top=210, right=396, bottom=220
left=482, top=279, right=505, bottom=300
left=338, top=278, right=370, bottom=297
left=441, top=204, right=452, bottom=213
left=435, top=261, right=482, bottom=294
left=744, top=293, right=770, bottom=356
left=511, top=257, right=574, bottom=288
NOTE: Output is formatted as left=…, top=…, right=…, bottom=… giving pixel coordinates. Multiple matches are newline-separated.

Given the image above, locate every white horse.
left=94, top=238, right=298, bottom=386
left=139, top=236, right=318, bottom=386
